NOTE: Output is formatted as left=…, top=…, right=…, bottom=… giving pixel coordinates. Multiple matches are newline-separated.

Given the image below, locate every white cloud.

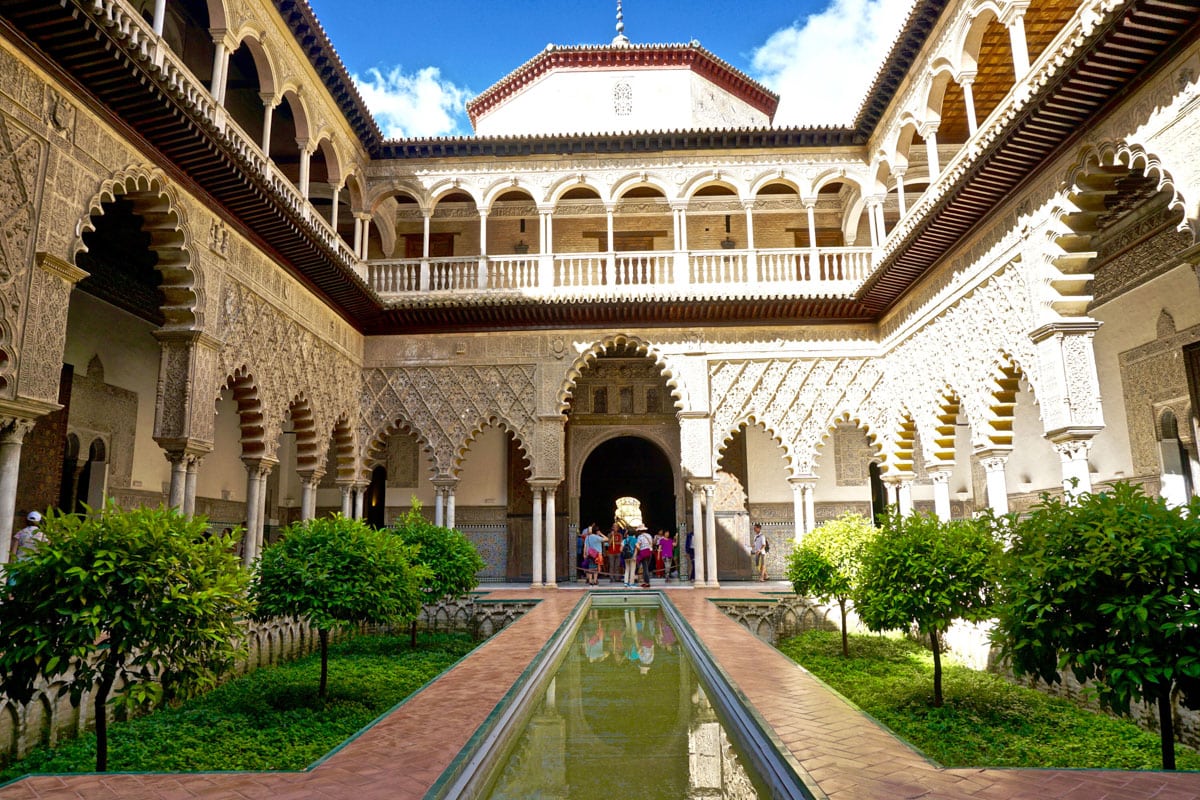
left=353, top=66, right=471, bottom=139
left=752, top=0, right=914, bottom=126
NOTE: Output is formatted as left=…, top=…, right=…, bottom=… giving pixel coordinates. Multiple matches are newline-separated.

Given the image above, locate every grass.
left=778, top=630, right=1200, bottom=770
left=0, top=631, right=476, bottom=783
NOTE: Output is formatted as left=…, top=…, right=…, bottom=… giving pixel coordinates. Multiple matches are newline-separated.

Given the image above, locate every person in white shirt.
left=751, top=523, right=768, bottom=581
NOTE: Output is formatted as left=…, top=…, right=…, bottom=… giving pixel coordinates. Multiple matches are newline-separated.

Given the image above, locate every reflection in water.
left=482, top=607, right=769, bottom=799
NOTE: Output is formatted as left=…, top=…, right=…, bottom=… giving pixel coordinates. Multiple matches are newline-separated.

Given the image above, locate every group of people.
left=579, top=606, right=677, bottom=673
left=577, top=522, right=695, bottom=587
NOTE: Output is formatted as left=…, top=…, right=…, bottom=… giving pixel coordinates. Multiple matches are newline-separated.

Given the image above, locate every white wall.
left=744, top=425, right=792, bottom=504
left=456, top=426, right=509, bottom=506
left=63, top=292, right=166, bottom=494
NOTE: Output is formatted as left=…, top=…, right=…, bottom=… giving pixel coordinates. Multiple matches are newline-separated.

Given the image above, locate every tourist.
left=576, top=524, right=587, bottom=580
left=583, top=523, right=607, bottom=586
left=13, top=511, right=45, bottom=561
left=606, top=522, right=623, bottom=582
left=751, top=523, right=768, bottom=581
left=659, top=531, right=674, bottom=583
left=621, top=527, right=638, bottom=587
left=636, top=526, right=654, bottom=588
left=685, top=528, right=695, bottom=581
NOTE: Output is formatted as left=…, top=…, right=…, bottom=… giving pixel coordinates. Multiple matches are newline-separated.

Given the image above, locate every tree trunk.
left=838, top=600, right=849, bottom=658
left=410, top=619, right=418, bottom=649
left=93, top=662, right=118, bottom=771
left=318, top=628, right=329, bottom=700
left=929, top=628, right=943, bottom=708
left=1158, top=683, right=1176, bottom=770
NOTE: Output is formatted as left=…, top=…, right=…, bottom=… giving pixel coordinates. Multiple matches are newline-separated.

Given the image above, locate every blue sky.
left=305, top=0, right=913, bottom=137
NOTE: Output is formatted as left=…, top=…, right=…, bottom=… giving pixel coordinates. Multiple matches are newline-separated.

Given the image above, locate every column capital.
left=241, top=455, right=279, bottom=477
left=918, top=120, right=940, bottom=138
left=1028, top=319, right=1102, bottom=343
left=975, top=448, right=1011, bottom=472
left=787, top=475, right=818, bottom=488
left=0, top=416, right=37, bottom=445
left=1050, top=436, right=1094, bottom=462
left=927, top=467, right=952, bottom=485
left=955, top=70, right=977, bottom=87
left=156, top=438, right=214, bottom=458
left=1000, top=2, right=1030, bottom=27
left=529, top=477, right=561, bottom=491
left=431, top=475, right=459, bottom=489
left=298, top=466, right=326, bottom=485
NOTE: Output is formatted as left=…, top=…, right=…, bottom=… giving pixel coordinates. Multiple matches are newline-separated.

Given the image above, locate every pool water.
left=477, top=604, right=773, bottom=799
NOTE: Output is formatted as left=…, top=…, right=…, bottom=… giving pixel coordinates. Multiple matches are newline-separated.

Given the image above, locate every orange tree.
left=0, top=505, right=248, bottom=771
left=854, top=510, right=1002, bottom=707
left=251, top=515, right=429, bottom=699
left=390, top=505, right=485, bottom=646
left=994, top=482, right=1200, bottom=769
left=786, top=512, right=876, bottom=657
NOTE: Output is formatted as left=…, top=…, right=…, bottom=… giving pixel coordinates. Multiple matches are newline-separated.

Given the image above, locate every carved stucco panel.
left=0, top=112, right=45, bottom=401
left=360, top=364, right=538, bottom=477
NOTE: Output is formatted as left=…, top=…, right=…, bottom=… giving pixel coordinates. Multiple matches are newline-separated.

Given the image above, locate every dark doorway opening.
left=868, top=461, right=887, bottom=524
left=366, top=465, right=387, bottom=528
left=579, top=436, right=675, bottom=533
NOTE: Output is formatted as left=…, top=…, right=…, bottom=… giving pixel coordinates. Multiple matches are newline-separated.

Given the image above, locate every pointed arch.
left=714, top=415, right=797, bottom=478
left=453, top=413, right=533, bottom=477
left=219, top=367, right=266, bottom=459
left=76, top=167, right=204, bottom=331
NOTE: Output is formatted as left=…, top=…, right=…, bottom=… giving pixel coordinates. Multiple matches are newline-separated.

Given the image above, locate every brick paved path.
left=3, top=585, right=1199, bottom=799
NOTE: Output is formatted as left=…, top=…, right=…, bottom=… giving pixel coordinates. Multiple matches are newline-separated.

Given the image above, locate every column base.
left=543, top=580, right=557, bottom=589
left=529, top=581, right=544, bottom=589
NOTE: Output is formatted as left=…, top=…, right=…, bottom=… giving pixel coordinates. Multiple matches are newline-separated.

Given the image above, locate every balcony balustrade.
left=367, top=247, right=875, bottom=302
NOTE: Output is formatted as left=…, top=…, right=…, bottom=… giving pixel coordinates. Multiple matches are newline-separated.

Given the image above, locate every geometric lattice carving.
left=361, top=364, right=538, bottom=476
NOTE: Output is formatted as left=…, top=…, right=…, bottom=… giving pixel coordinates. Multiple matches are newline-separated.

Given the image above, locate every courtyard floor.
left=3, top=582, right=1199, bottom=799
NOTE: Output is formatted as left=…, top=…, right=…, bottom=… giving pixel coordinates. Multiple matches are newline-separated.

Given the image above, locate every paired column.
left=183, top=452, right=204, bottom=517
left=298, top=468, right=324, bottom=521
left=260, top=94, right=278, bottom=156
left=1053, top=437, right=1094, bottom=498
left=1004, top=7, right=1032, bottom=80
left=929, top=467, right=953, bottom=521
left=241, top=456, right=277, bottom=566
left=959, top=73, right=978, bottom=135
left=977, top=449, right=1011, bottom=515
left=432, top=478, right=458, bottom=529
left=529, top=480, right=559, bottom=587
left=531, top=487, right=544, bottom=587
left=921, top=122, right=941, bottom=180
left=338, top=483, right=353, bottom=517
left=893, top=169, right=907, bottom=218
left=787, top=476, right=817, bottom=540
left=209, top=32, right=230, bottom=105
left=353, top=481, right=367, bottom=519
left=165, top=446, right=209, bottom=516
left=0, top=417, right=36, bottom=564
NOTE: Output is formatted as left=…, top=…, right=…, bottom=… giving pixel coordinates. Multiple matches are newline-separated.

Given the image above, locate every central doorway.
left=579, top=436, right=675, bottom=533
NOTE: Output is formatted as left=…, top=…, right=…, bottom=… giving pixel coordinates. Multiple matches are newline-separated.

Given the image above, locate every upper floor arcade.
left=2, top=0, right=1196, bottom=332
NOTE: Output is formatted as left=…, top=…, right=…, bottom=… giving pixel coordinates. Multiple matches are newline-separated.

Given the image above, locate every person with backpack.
left=621, top=526, right=639, bottom=587
left=636, top=526, right=655, bottom=588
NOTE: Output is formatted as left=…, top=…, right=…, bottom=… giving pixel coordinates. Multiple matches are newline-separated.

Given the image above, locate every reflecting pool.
left=477, top=604, right=773, bottom=799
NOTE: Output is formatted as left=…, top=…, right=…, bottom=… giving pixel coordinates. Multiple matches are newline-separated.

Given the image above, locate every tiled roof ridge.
left=851, top=0, right=949, bottom=133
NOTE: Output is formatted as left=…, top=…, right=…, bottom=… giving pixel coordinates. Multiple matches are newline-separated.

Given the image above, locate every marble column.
left=802, top=482, right=816, bottom=534
left=691, top=484, right=705, bottom=585
left=339, top=484, right=352, bottom=517
left=544, top=485, right=557, bottom=588
left=897, top=478, right=914, bottom=516
left=1005, top=9, right=1031, bottom=79
left=531, top=487, right=544, bottom=587
left=929, top=468, right=952, bottom=521
left=166, top=451, right=188, bottom=511
left=703, top=484, right=718, bottom=588
left=183, top=453, right=203, bottom=517
left=0, top=418, right=36, bottom=564
left=353, top=482, right=367, bottom=519
left=789, top=479, right=805, bottom=542
left=978, top=450, right=1011, bottom=515
left=1053, top=437, right=1094, bottom=498
left=241, top=458, right=267, bottom=566
left=959, top=74, right=978, bottom=135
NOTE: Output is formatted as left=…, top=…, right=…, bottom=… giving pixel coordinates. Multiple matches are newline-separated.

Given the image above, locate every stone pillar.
left=152, top=0, right=167, bottom=35
left=166, top=451, right=188, bottom=510
left=1005, top=8, right=1031, bottom=80
left=329, top=184, right=341, bottom=232
left=703, top=484, right=718, bottom=588
left=921, top=122, right=941, bottom=179
left=929, top=467, right=952, bottom=521
left=959, top=73, right=978, bottom=135
left=896, top=478, right=914, bottom=516
left=873, top=198, right=888, bottom=241
left=353, top=482, right=367, bottom=519
left=241, top=458, right=269, bottom=567
left=0, top=418, right=36, bottom=563
left=867, top=199, right=880, bottom=248
left=543, top=484, right=557, bottom=588
left=253, top=461, right=275, bottom=558
left=742, top=200, right=755, bottom=250
left=789, top=478, right=805, bottom=542
left=183, top=452, right=203, bottom=517
left=209, top=35, right=228, bottom=104
left=447, top=487, right=457, bottom=530
left=260, top=95, right=277, bottom=156
left=894, top=169, right=907, bottom=218
left=977, top=450, right=1011, bottom=515
left=434, top=486, right=445, bottom=527
left=802, top=481, right=816, bottom=534
left=298, top=140, right=313, bottom=199
left=339, top=483, right=352, bottom=517
left=1053, top=437, right=1094, bottom=498
left=531, top=487, right=544, bottom=587
left=299, top=469, right=323, bottom=521
left=690, top=484, right=705, bottom=585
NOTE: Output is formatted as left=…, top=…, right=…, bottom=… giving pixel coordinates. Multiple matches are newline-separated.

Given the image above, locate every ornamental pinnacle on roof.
left=612, top=0, right=630, bottom=46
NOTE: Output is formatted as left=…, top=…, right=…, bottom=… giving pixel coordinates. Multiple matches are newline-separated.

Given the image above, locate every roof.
left=464, top=42, right=781, bottom=130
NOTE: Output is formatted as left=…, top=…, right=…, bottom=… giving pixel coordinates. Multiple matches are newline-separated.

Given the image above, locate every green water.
left=479, top=605, right=772, bottom=799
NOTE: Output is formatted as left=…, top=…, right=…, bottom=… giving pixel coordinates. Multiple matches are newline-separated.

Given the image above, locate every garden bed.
left=778, top=630, right=1200, bottom=770
left=0, top=631, right=476, bottom=783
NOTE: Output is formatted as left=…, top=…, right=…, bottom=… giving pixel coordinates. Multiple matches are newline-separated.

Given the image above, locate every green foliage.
left=787, top=512, right=875, bottom=657
left=855, top=511, right=1001, bottom=636
left=994, top=482, right=1200, bottom=768
left=778, top=630, right=1200, bottom=770
left=251, top=515, right=431, bottom=632
left=0, top=504, right=249, bottom=770
left=787, top=512, right=874, bottom=603
left=390, top=504, right=485, bottom=601
left=854, top=510, right=1002, bottom=705
left=0, top=632, right=475, bottom=782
